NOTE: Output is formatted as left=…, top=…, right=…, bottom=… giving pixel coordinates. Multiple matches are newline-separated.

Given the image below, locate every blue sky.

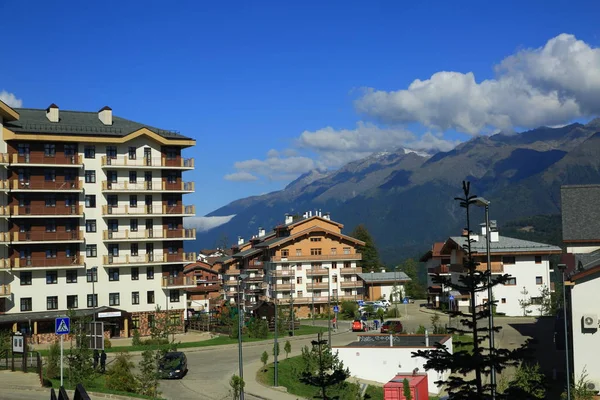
left=2, top=1, right=600, bottom=217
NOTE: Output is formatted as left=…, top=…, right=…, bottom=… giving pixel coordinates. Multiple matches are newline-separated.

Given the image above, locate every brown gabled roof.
left=265, top=225, right=365, bottom=249
left=571, top=265, right=600, bottom=282
left=184, top=261, right=219, bottom=274
left=277, top=215, right=343, bottom=230
left=420, top=242, right=445, bottom=261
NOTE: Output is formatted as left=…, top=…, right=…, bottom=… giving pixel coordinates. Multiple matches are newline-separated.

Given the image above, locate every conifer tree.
left=351, top=224, right=380, bottom=272
left=412, top=181, right=527, bottom=399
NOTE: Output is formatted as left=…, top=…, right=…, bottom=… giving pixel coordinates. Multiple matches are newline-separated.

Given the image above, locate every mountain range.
left=189, top=119, right=600, bottom=263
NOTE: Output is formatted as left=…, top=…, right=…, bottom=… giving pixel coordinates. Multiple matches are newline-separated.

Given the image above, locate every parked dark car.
left=380, top=320, right=403, bottom=334
left=158, top=351, right=188, bottom=379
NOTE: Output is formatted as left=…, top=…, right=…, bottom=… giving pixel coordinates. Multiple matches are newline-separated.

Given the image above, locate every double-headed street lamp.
left=558, top=263, right=571, bottom=400
left=474, top=197, right=496, bottom=399
left=237, top=273, right=249, bottom=400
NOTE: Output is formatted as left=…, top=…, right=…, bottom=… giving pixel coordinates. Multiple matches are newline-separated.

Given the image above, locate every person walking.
left=100, top=350, right=107, bottom=373
left=93, top=349, right=99, bottom=370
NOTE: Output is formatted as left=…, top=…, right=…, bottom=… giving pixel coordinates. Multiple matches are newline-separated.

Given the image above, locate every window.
left=87, top=269, right=98, bottom=282
left=46, top=271, right=57, bottom=284
left=128, top=147, right=137, bottom=160
left=129, top=171, right=137, bottom=183
left=107, top=195, right=118, bottom=207
left=310, top=248, right=322, bottom=256
left=86, top=220, right=96, bottom=233
left=107, top=219, right=118, bottom=232
left=131, top=243, right=139, bottom=256
left=311, top=262, right=322, bottom=269
left=147, top=267, right=154, bottom=280
left=20, top=272, right=32, bottom=285
left=66, top=270, right=78, bottom=283
left=132, top=316, right=140, bottom=329
left=107, top=171, right=117, bottom=183
left=67, top=295, right=78, bottom=309
left=530, top=297, right=543, bottom=305
left=167, top=196, right=177, bottom=207
left=64, top=144, right=77, bottom=156
left=310, top=237, right=322, bottom=242
left=170, top=290, right=180, bottom=303
left=333, top=275, right=338, bottom=283
left=501, top=298, right=507, bottom=304
left=129, top=195, right=137, bottom=208
left=167, top=221, right=177, bottom=230
left=536, top=276, right=543, bottom=285
left=65, top=195, right=75, bottom=207
left=167, top=171, right=177, bottom=184
left=296, top=263, right=302, bottom=271
left=130, top=219, right=138, bottom=232
left=45, top=195, right=56, bottom=207
left=297, top=277, right=302, bottom=284
left=84, top=146, right=95, bottom=159
left=344, top=261, right=351, bottom=269
left=87, top=294, right=98, bottom=308
left=108, top=268, right=119, bottom=281
left=86, top=244, right=97, bottom=258
left=165, top=147, right=177, bottom=160
left=170, top=314, right=180, bottom=326
left=44, top=144, right=56, bottom=157
left=503, top=256, right=516, bottom=265
left=535, top=256, right=542, bottom=264
left=332, top=262, right=337, bottom=269
left=84, top=170, right=96, bottom=183
left=106, top=146, right=117, bottom=159
left=147, top=290, right=155, bottom=304
left=46, top=220, right=56, bottom=232
left=44, top=169, right=56, bottom=182
left=20, top=298, right=32, bottom=312
left=85, top=195, right=96, bottom=208
left=331, top=248, right=337, bottom=255
left=109, top=293, right=120, bottom=306
left=132, top=291, right=140, bottom=305
left=148, top=314, right=155, bottom=328
left=297, top=290, right=303, bottom=298
left=296, top=249, right=302, bottom=256
left=343, top=247, right=351, bottom=255
left=505, top=277, right=517, bottom=286
left=131, top=267, right=139, bottom=280
left=281, top=249, right=289, bottom=257
left=47, top=296, right=58, bottom=310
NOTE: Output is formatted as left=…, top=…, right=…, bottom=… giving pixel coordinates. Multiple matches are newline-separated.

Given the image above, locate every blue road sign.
left=333, top=306, right=339, bottom=313
left=449, top=295, right=455, bottom=301
left=403, top=298, right=408, bottom=304
left=55, top=317, right=70, bottom=335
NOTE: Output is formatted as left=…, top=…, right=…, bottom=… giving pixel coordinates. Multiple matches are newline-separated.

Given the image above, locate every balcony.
left=340, top=281, right=362, bottom=288
left=0, top=153, right=9, bottom=165
left=0, top=284, right=10, bottom=298
left=450, top=261, right=504, bottom=274
left=9, top=154, right=83, bottom=167
left=101, top=181, right=195, bottom=193
left=305, top=268, right=329, bottom=276
left=0, top=232, right=11, bottom=244
left=101, top=156, right=195, bottom=169
left=245, top=274, right=265, bottom=282
left=11, top=231, right=84, bottom=244
left=339, top=267, right=363, bottom=275
left=272, top=269, right=295, bottom=277
left=272, top=283, right=295, bottom=291
left=247, top=260, right=264, bottom=268
left=102, top=252, right=197, bottom=267
left=11, top=256, right=85, bottom=270
left=308, top=282, right=329, bottom=290
left=224, top=269, right=241, bottom=276
left=0, top=180, right=10, bottom=191
left=102, top=204, right=195, bottom=217
left=0, top=205, right=83, bottom=218
left=279, top=295, right=364, bottom=305
left=272, top=253, right=361, bottom=262
left=428, top=264, right=450, bottom=275
left=161, top=276, right=197, bottom=288
left=10, top=180, right=83, bottom=192
left=102, top=228, right=196, bottom=241
left=0, top=259, right=10, bottom=269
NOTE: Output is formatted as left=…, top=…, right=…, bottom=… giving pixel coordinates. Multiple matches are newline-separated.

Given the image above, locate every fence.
left=50, top=383, right=91, bottom=400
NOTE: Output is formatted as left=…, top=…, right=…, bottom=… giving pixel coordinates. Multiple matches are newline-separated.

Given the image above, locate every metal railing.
left=161, top=276, right=197, bottom=287
left=101, top=181, right=195, bottom=192
left=102, top=228, right=196, bottom=240
left=0, top=284, right=10, bottom=296
left=102, top=204, right=195, bottom=216
left=11, top=153, right=83, bottom=166
left=103, top=252, right=196, bottom=266
left=272, top=253, right=361, bottom=262
left=101, top=156, right=194, bottom=168
left=2, top=205, right=83, bottom=217
left=11, top=180, right=83, bottom=191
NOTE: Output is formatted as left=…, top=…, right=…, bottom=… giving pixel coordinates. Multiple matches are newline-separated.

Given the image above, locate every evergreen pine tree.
left=350, top=224, right=380, bottom=272
left=412, top=181, right=527, bottom=400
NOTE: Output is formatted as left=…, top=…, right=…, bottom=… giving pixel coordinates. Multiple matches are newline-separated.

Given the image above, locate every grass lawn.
left=48, top=375, right=162, bottom=399
left=453, top=334, right=474, bottom=354
left=257, top=355, right=382, bottom=400
left=39, top=325, right=325, bottom=356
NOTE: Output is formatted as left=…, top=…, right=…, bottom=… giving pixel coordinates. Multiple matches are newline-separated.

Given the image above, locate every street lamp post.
left=474, top=197, right=496, bottom=399
left=311, top=265, right=315, bottom=326
left=324, top=266, right=332, bottom=348
left=290, top=280, right=294, bottom=337
left=89, top=267, right=97, bottom=323
left=558, top=263, right=571, bottom=400
left=237, top=273, right=248, bottom=400
left=273, top=271, right=279, bottom=387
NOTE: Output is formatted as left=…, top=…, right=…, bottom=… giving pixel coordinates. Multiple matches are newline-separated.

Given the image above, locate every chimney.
left=258, top=227, right=265, bottom=238
left=285, top=214, right=293, bottom=225
left=303, top=212, right=308, bottom=219
left=323, top=212, right=331, bottom=220
left=46, top=104, right=59, bottom=122
left=98, top=106, right=113, bottom=125
left=238, top=236, right=244, bottom=246
left=309, top=211, right=312, bottom=217
left=491, top=231, right=499, bottom=243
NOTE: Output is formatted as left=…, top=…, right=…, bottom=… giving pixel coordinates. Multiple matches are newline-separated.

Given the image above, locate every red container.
left=383, top=374, right=429, bottom=400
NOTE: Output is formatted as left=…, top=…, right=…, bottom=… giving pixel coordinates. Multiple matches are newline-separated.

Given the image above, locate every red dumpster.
left=383, top=374, right=429, bottom=400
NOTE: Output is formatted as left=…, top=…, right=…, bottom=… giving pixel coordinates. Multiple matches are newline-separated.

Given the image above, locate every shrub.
left=131, top=329, right=142, bottom=346
left=340, top=301, right=358, bottom=319
left=142, top=337, right=169, bottom=346
left=416, top=325, right=426, bottom=334
left=105, top=352, right=137, bottom=393
left=248, top=318, right=269, bottom=339
left=46, top=341, right=60, bottom=379
left=386, top=307, right=401, bottom=318
left=104, top=338, right=112, bottom=349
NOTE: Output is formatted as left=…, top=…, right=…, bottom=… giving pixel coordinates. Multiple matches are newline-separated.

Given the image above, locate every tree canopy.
left=351, top=224, right=381, bottom=272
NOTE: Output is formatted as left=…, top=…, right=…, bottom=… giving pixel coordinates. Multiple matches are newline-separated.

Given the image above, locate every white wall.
left=567, top=245, right=600, bottom=254
left=571, top=275, right=600, bottom=385
left=334, top=338, right=453, bottom=395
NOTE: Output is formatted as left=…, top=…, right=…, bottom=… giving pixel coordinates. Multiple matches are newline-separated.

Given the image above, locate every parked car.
left=352, top=319, right=368, bottom=332
left=379, top=300, right=391, bottom=308
left=380, top=320, right=403, bottom=334
left=158, top=352, right=188, bottom=379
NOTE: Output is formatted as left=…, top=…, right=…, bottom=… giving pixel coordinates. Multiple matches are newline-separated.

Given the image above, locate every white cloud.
left=0, top=90, right=23, bottom=108
left=232, top=155, right=318, bottom=181
left=224, top=171, right=259, bottom=182
left=355, top=34, right=596, bottom=135
left=185, top=215, right=236, bottom=232
left=266, top=149, right=279, bottom=158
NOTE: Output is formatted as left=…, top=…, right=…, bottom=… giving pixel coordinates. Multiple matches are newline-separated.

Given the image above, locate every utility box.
left=384, top=374, right=429, bottom=400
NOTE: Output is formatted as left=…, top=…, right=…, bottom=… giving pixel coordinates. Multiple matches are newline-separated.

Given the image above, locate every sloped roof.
left=264, top=225, right=365, bottom=249
left=358, top=271, right=411, bottom=283
left=420, top=242, right=445, bottom=261
left=6, top=107, right=192, bottom=140
left=446, top=235, right=561, bottom=254
left=561, top=185, right=600, bottom=242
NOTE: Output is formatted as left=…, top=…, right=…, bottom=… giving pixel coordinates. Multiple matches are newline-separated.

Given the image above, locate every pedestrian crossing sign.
left=55, top=317, right=70, bottom=335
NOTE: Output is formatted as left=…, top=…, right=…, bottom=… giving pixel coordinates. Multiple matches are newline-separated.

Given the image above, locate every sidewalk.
left=245, top=360, right=301, bottom=400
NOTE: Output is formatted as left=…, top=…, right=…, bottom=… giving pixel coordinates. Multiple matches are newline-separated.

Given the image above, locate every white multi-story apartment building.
left=430, top=223, right=561, bottom=316
left=0, top=101, right=196, bottom=341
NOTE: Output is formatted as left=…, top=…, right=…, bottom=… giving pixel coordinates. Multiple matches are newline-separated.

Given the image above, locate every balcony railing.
left=339, top=267, right=362, bottom=275
left=102, top=204, right=195, bottom=216
left=161, top=276, right=197, bottom=288
left=224, top=269, right=241, bottom=275
left=279, top=295, right=364, bottom=305
left=103, top=229, right=196, bottom=241
left=428, top=264, right=450, bottom=274
left=101, top=156, right=195, bottom=168
left=102, top=252, right=197, bottom=266
left=1, top=205, right=83, bottom=217
left=11, top=230, right=83, bottom=243
left=272, top=253, right=362, bottom=262
left=273, top=283, right=296, bottom=291
left=247, top=260, right=264, bottom=268
left=450, top=261, right=504, bottom=273
left=11, top=180, right=83, bottom=191
left=10, top=154, right=83, bottom=166
left=340, top=281, right=362, bottom=288
left=11, top=256, right=85, bottom=269
left=305, top=268, right=330, bottom=276
left=0, top=232, right=11, bottom=243
left=0, top=180, right=10, bottom=190
left=246, top=274, right=265, bottom=282
left=0, top=284, right=10, bottom=297
left=0, top=154, right=9, bottom=164
left=272, top=269, right=295, bottom=277
left=101, top=181, right=195, bottom=192
left=308, top=282, right=329, bottom=290
left=0, top=259, right=10, bottom=269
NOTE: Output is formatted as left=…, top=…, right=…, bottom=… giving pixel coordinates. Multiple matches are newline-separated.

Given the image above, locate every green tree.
left=66, top=310, right=95, bottom=387
left=412, top=181, right=527, bottom=400
left=229, top=374, right=245, bottom=400
left=503, top=362, right=546, bottom=399
left=398, top=259, right=426, bottom=299
left=261, top=351, right=269, bottom=371
left=299, top=333, right=350, bottom=400
left=376, top=307, right=385, bottom=322
left=284, top=340, right=292, bottom=359
left=403, top=378, right=413, bottom=400
left=105, top=352, right=137, bottom=393
left=341, top=301, right=358, bottom=319
left=45, top=341, right=60, bottom=379
left=538, top=285, right=552, bottom=316
left=132, top=329, right=142, bottom=346
left=137, top=349, right=160, bottom=398
left=518, top=287, right=532, bottom=317
left=351, top=224, right=380, bottom=272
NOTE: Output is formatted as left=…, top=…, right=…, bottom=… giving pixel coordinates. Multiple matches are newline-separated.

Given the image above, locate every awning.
left=0, top=306, right=129, bottom=324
